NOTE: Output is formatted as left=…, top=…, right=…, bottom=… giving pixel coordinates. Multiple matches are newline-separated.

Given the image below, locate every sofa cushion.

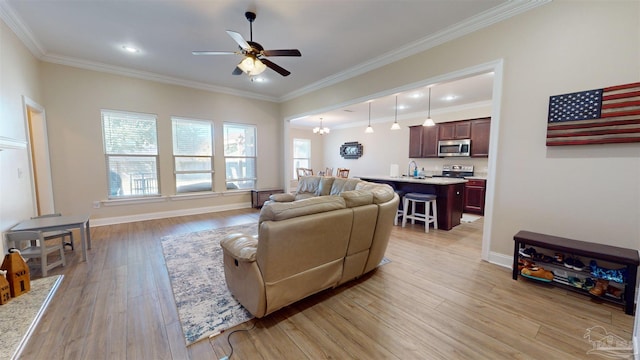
left=317, top=177, right=335, bottom=196
left=259, top=196, right=346, bottom=223
left=340, top=190, right=374, bottom=208
left=355, top=181, right=395, bottom=204
left=329, top=178, right=361, bottom=195
left=269, top=193, right=295, bottom=202
left=297, top=176, right=321, bottom=195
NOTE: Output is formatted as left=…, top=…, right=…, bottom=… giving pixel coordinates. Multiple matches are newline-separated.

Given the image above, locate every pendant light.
left=313, top=117, right=330, bottom=135
left=365, top=102, right=374, bottom=133
left=390, top=95, right=401, bottom=130
left=423, top=87, right=436, bottom=127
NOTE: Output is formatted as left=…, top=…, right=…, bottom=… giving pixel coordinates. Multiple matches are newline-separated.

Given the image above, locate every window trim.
left=102, top=109, right=159, bottom=199
left=223, top=122, right=257, bottom=190
left=292, top=138, right=311, bottom=180
left=171, top=117, right=214, bottom=194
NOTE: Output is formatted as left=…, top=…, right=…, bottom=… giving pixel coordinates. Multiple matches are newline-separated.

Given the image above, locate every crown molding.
left=41, top=54, right=278, bottom=102
left=41, top=53, right=279, bottom=102
left=0, top=0, right=278, bottom=103
left=0, top=1, right=45, bottom=57
left=279, top=0, right=550, bottom=102
left=1, top=0, right=549, bottom=104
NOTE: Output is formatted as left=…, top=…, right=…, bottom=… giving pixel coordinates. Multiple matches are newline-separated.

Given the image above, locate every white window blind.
left=172, top=117, right=213, bottom=193
left=102, top=110, right=159, bottom=198
left=292, top=138, right=311, bottom=180
left=223, top=123, right=256, bottom=190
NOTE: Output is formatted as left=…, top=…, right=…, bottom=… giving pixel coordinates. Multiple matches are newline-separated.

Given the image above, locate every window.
left=292, top=138, right=311, bottom=180
left=223, top=123, right=256, bottom=190
left=172, top=117, right=213, bottom=194
left=102, top=110, right=159, bottom=198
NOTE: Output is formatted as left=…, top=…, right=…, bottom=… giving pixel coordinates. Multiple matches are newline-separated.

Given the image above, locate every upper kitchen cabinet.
left=409, top=125, right=438, bottom=158
left=438, top=121, right=471, bottom=140
left=409, top=125, right=424, bottom=158
left=470, top=117, right=491, bottom=157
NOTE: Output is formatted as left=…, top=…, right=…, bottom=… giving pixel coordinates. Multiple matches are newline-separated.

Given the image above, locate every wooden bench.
left=513, top=230, right=639, bottom=315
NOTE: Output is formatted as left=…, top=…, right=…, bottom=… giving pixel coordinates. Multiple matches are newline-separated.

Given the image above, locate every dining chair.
left=336, top=168, right=350, bottom=178
left=5, top=230, right=66, bottom=277
left=324, top=167, right=334, bottom=176
left=296, top=167, right=313, bottom=179
left=31, top=213, right=75, bottom=250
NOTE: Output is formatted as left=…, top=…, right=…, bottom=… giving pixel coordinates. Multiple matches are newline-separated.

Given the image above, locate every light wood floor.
left=20, top=209, right=634, bottom=359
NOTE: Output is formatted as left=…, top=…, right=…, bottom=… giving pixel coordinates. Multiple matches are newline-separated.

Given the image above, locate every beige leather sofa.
left=220, top=176, right=398, bottom=318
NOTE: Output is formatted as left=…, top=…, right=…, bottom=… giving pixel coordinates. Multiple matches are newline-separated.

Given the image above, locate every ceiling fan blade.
left=192, top=51, right=237, bottom=55
left=226, top=30, right=251, bottom=50
left=262, top=49, right=301, bottom=57
left=232, top=66, right=243, bottom=75
left=261, top=58, right=291, bottom=77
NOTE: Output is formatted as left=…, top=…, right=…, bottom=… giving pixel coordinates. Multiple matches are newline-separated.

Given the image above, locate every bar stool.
left=402, top=193, right=438, bottom=233
left=394, top=190, right=405, bottom=225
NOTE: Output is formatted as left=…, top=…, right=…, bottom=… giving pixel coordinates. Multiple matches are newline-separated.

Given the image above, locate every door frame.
left=282, top=59, right=503, bottom=263
left=22, top=96, right=55, bottom=215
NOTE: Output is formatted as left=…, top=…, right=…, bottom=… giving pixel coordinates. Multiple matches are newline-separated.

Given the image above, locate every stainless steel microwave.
left=438, top=139, right=471, bottom=157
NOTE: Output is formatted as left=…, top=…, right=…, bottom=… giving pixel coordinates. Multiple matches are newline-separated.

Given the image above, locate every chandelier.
left=313, top=118, right=330, bottom=135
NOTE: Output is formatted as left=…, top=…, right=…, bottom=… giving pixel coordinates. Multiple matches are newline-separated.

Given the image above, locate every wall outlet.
left=92, top=201, right=101, bottom=209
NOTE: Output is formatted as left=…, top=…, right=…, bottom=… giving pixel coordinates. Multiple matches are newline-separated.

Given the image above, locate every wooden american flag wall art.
left=546, top=82, right=640, bottom=146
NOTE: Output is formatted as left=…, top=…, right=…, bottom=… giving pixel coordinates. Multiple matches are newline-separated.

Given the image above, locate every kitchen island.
left=358, top=176, right=467, bottom=230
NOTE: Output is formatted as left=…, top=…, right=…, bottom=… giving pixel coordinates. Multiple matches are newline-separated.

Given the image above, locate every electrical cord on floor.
left=213, top=321, right=257, bottom=360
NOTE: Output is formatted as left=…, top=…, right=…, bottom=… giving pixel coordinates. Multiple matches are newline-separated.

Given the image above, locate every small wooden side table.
left=251, top=189, right=284, bottom=208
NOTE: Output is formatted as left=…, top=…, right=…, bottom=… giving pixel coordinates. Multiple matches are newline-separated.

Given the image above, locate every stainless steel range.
left=433, top=165, right=474, bottom=178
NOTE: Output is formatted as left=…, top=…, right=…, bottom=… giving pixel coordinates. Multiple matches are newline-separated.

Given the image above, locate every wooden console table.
left=251, top=189, right=283, bottom=208
left=513, top=230, right=639, bottom=315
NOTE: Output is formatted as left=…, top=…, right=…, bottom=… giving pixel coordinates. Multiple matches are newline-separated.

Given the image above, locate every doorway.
left=283, top=60, right=503, bottom=263
left=23, top=96, right=55, bottom=215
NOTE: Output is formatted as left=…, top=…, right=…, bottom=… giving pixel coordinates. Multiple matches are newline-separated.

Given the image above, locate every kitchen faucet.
left=408, top=160, right=417, bottom=177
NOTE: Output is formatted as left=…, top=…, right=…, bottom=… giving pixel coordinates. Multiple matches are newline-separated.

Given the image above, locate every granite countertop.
left=358, top=175, right=468, bottom=185
left=464, top=176, right=487, bottom=180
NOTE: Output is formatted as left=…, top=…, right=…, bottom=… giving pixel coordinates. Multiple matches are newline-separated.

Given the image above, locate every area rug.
left=0, top=275, right=63, bottom=360
left=161, top=223, right=392, bottom=346
left=161, top=223, right=257, bottom=346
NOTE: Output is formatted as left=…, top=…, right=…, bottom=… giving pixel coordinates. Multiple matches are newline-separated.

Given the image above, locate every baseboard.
left=90, top=202, right=252, bottom=227
left=487, top=251, right=513, bottom=269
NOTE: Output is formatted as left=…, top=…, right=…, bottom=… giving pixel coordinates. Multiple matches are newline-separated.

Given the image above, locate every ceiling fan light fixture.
left=238, top=56, right=267, bottom=76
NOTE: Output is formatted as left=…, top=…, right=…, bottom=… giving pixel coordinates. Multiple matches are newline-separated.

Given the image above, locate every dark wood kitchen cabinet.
left=438, top=121, right=471, bottom=140
left=464, top=179, right=486, bottom=215
left=409, top=125, right=424, bottom=158
left=470, top=117, right=491, bottom=157
left=408, top=125, right=438, bottom=158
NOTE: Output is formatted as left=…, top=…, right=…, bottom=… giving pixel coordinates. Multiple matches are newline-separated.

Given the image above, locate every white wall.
left=39, top=62, right=283, bottom=223
left=0, top=19, right=42, bottom=254
left=282, top=1, right=640, bottom=258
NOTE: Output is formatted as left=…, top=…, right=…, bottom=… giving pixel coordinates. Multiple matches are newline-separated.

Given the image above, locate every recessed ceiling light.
left=410, top=92, right=424, bottom=99
left=122, top=45, right=140, bottom=53
left=442, top=95, right=458, bottom=101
